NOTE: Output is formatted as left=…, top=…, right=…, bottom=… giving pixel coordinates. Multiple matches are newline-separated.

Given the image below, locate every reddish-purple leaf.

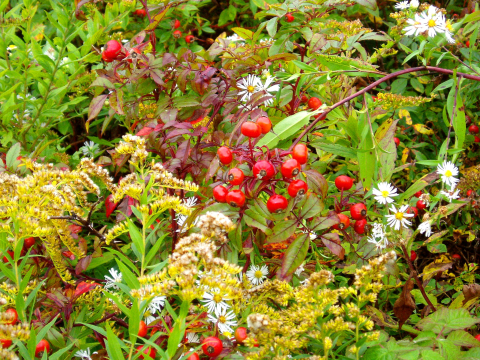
left=74, top=280, right=100, bottom=298
left=277, top=233, right=309, bottom=280
left=88, top=94, right=108, bottom=121
left=105, top=194, right=118, bottom=219
left=304, top=169, right=328, bottom=199
left=136, top=127, right=155, bottom=137
left=322, top=233, right=345, bottom=259
left=75, top=255, right=92, bottom=276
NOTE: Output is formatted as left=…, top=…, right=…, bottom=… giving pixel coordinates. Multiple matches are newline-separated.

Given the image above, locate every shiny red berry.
left=416, top=200, right=427, bottom=210
left=186, top=352, right=200, bottom=360
left=4, top=309, right=17, bottom=325
left=0, top=339, right=12, bottom=348
left=35, top=339, right=50, bottom=358
left=475, top=334, right=480, bottom=341
left=307, top=97, right=322, bottom=110
left=136, top=345, right=156, bottom=359
left=469, top=124, right=479, bottom=134
left=288, top=179, right=308, bottom=197
left=213, top=185, right=228, bottom=203
left=394, top=137, right=400, bottom=146
left=173, top=30, right=182, bottom=38
left=186, top=35, right=195, bottom=44
left=350, top=203, right=367, bottom=220
left=332, top=213, right=350, bottom=230
left=217, top=146, right=232, bottom=165
left=407, top=207, right=418, bottom=218
left=335, top=175, right=353, bottom=191
left=267, top=194, right=288, bottom=213
left=467, top=189, right=474, bottom=197
left=301, top=94, right=308, bottom=103
left=253, top=160, right=275, bottom=180
left=292, top=144, right=308, bottom=164
left=202, top=336, right=223, bottom=357
left=414, top=191, right=423, bottom=198
left=133, top=9, right=147, bottom=17
left=138, top=321, right=148, bottom=338
left=285, top=13, right=294, bottom=22
left=353, top=219, right=367, bottom=234
left=466, top=40, right=470, bottom=47
left=228, top=168, right=244, bottom=185
left=256, top=117, right=271, bottom=134
left=452, top=254, right=461, bottom=260
left=226, top=190, right=246, bottom=208
left=410, top=250, right=417, bottom=262
left=103, top=40, right=122, bottom=61
left=173, top=19, right=181, bottom=29
left=241, top=122, right=262, bottom=138
left=2, top=250, right=13, bottom=263
left=475, top=136, right=480, bottom=143
left=281, top=159, right=301, bottom=178
left=24, top=237, right=35, bottom=249
left=235, top=327, right=248, bottom=344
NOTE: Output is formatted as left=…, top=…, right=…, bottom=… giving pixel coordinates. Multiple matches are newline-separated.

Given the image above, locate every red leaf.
left=136, top=126, right=155, bottom=137
left=74, top=281, right=101, bottom=298
left=62, top=251, right=76, bottom=260
left=88, top=94, right=108, bottom=121
left=321, top=233, right=345, bottom=259
left=105, top=194, right=118, bottom=219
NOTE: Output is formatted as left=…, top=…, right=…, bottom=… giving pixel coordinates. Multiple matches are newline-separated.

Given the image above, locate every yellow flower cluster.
left=320, top=19, right=372, bottom=38
left=0, top=310, right=30, bottom=360
left=0, top=281, right=39, bottom=307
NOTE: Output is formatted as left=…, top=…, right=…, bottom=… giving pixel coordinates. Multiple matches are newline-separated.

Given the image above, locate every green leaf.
left=232, top=27, right=254, bottom=40
left=115, top=259, right=140, bottom=289
left=417, top=308, right=480, bottom=335
left=267, top=220, right=297, bottom=243
left=446, top=330, right=480, bottom=348
left=376, top=119, right=398, bottom=181
left=172, top=95, right=200, bottom=108
left=256, top=111, right=312, bottom=148
left=244, top=208, right=271, bottom=234
left=105, top=323, right=126, bottom=360
left=357, top=127, right=376, bottom=189
left=266, top=17, right=278, bottom=38
left=277, top=234, right=309, bottom=280
left=6, top=142, right=21, bottom=169
left=398, top=171, right=438, bottom=202
left=299, top=194, right=324, bottom=219
left=312, top=142, right=357, bottom=159
left=353, top=0, right=377, bottom=10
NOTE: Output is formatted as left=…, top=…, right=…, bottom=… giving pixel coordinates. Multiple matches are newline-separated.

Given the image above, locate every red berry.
left=301, top=94, right=308, bottom=103
left=228, top=168, right=244, bottom=185
left=335, top=175, right=353, bottom=191
left=2, top=250, right=13, bottom=263
left=213, top=185, right=228, bottom=203
left=281, top=159, right=301, bottom=178
left=186, top=35, right=195, bottom=44
left=102, top=51, right=113, bottom=62
left=332, top=213, right=350, bottom=230
left=173, top=30, right=182, bottom=38
left=466, top=40, right=470, bottom=47
left=133, top=9, right=147, bottom=17
left=103, top=40, right=122, bottom=62
left=475, top=136, right=480, bottom=143
left=217, top=146, right=233, bottom=165
left=307, top=97, right=322, bottom=110
left=285, top=13, right=294, bottom=22
left=416, top=200, right=427, bottom=210
left=410, top=250, right=417, bottom=262
left=226, top=190, right=246, bottom=208
left=394, top=137, right=400, bottom=146
left=4, top=309, right=18, bottom=325
left=202, top=336, right=223, bottom=357
left=24, top=237, right=35, bottom=249
left=475, top=334, right=480, bottom=341
left=136, top=345, right=156, bottom=359
left=186, top=352, right=200, bottom=360
left=35, top=339, right=50, bottom=358
left=407, top=207, right=418, bottom=218
left=253, top=160, right=275, bottom=180
left=288, top=179, right=308, bottom=197
left=138, top=321, right=148, bottom=338
left=173, top=19, right=181, bottom=29
left=267, top=194, right=288, bottom=213
left=235, top=327, right=248, bottom=344
left=350, top=203, right=367, bottom=220
left=467, top=189, right=474, bottom=197
left=452, top=254, right=461, bottom=260
left=256, top=117, right=271, bottom=134
left=292, top=144, right=308, bottom=164
left=0, top=339, right=12, bottom=348
left=353, top=219, right=367, bottom=234
left=469, top=124, right=479, bottom=134
left=241, top=122, right=262, bottom=138
left=414, top=191, right=423, bottom=198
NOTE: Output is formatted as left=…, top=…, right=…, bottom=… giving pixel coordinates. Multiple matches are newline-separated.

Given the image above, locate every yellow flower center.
left=213, top=294, right=223, bottom=303
left=446, top=21, right=453, bottom=31
left=381, top=190, right=390, bottom=198
left=254, top=270, right=263, bottom=279
left=428, top=19, right=436, bottom=27
left=219, top=315, right=226, bottom=323
left=247, top=85, right=255, bottom=93
left=445, top=170, right=452, bottom=177
left=395, top=212, right=404, bottom=220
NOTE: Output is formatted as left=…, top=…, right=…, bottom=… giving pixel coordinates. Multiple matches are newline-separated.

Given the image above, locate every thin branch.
left=49, top=213, right=106, bottom=241
left=290, top=66, right=480, bottom=150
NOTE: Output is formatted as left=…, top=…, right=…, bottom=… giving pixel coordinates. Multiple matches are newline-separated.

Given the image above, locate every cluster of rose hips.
left=213, top=116, right=310, bottom=214
left=172, top=18, right=195, bottom=43
left=468, top=122, right=480, bottom=143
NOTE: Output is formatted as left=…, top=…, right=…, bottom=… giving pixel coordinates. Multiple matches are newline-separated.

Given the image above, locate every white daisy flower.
left=104, top=268, right=122, bottom=290
left=418, top=221, right=432, bottom=237
left=75, top=348, right=96, bottom=360
left=258, top=76, right=280, bottom=106
left=418, top=5, right=446, bottom=38
left=437, top=160, right=459, bottom=188
left=80, top=141, right=100, bottom=158
left=183, top=197, right=198, bottom=208
left=409, top=0, right=419, bottom=8
left=385, top=204, right=414, bottom=231
left=246, top=264, right=269, bottom=285
left=395, top=1, right=410, bottom=10
left=226, top=34, right=244, bottom=42
left=144, top=296, right=166, bottom=324
left=201, top=288, right=231, bottom=314
left=372, top=182, right=399, bottom=205
left=208, top=308, right=237, bottom=334
left=294, top=262, right=305, bottom=276
left=444, top=20, right=455, bottom=44
left=440, top=189, right=460, bottom=202
left=404, top=15, right=425, bottom=37
left=367, top=223, right=389, bottom=250
left=185, top=332, right=200, bottom=343
left=237, top=75, right=262, bottom=103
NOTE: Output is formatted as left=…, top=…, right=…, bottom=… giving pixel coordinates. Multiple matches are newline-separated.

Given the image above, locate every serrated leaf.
left=417, top=308, right=480, bottom=335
